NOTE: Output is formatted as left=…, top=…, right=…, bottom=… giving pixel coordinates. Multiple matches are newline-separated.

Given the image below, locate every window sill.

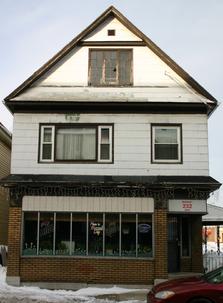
left=21, top=255, right=154, bottom=261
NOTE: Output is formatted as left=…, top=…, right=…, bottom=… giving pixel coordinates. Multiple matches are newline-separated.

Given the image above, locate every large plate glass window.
left=105, top=213, right=119, bottom=256
left=39, top=212, right=54, bottom=255
left=22, top=212, right=38, bottom=255
left=152, top=124, right=182, bottom=163
left=88, top=213, right=104, bottom=256
left=121, top=214, right=136, bottom=257
left=72, top=213, right=87, bottom=255
left=89, top=49, right=132, bottom=86
left=138, top=214, right=153, bottom=257
left=55, top=213, right=70, bottom=255
left=22, top=211, right=153, bottom=258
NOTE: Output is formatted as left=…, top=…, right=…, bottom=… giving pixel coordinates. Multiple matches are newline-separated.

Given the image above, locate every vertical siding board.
left=21, top=196, right=154, bottom=213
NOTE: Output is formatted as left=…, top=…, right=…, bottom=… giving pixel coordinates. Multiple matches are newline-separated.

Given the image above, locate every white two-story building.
left=2, top=6, right=221, bottom=287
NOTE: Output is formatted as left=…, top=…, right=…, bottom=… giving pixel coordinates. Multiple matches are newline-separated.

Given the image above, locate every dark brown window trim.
left=80, top=41, right=145, bottom=46
left=151, top=123, right=183, bottom=164
left=38, top=123, right=114, bottom=164
left=88, top=48, right=133, bottom=87
left=107, top=29, right=115, bottom=36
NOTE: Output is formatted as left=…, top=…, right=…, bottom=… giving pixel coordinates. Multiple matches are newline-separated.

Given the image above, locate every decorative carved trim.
left=9, top=185, right=175, bottom=207
left=187, top=188, right=210, bottom=200
left=9, top=184, right=210, bottom=207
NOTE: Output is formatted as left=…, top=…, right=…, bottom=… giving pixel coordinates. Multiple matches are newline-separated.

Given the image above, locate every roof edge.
left=4, top=6, right=218, bottom=113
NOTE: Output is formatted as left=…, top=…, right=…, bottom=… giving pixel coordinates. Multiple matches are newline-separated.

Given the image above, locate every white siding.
left=11, top=113, right=209, bottom=176
left=83, top=17, right=142, bottom=41
left=33, top=45, right=194, bottom=89
left=22, top=196, right=154, bottom=213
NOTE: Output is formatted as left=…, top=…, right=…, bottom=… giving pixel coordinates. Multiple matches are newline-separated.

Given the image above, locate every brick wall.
left=154, top=208, right=168, bottom=279
left=21, top=257, right=154, bottom=285
left=7, top=207, right=22, bottom=277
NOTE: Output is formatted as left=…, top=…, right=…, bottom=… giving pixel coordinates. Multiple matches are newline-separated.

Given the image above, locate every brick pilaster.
left=7, top=207, right=22, bottom=277
left=154, top=207, right=168, bottom=279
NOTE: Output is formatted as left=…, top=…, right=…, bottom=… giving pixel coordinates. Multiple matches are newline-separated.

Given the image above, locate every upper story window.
left=151, top=124, right=182, bottom=164
left=40, top=126, right=55, bottom=162
left=89, top=49, right=132, bottom=86
left=39, top=124, right=113, bottom=163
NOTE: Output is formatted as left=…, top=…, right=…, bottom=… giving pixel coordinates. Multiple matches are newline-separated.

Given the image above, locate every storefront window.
left=22, top=211, right=153, bottom=258
left=55, top=213, right=70, bottom=255
left=121, top=214, right=136, bottom=257
left=72, top=213, right=87, bottom=255
left=39, top=212, right=54, bottom=255
left=88, top=213, right=103, bottom=256
left=105, top=213, right=119, bottom=256
left=23, top=212, right=38, bottom=255
left=138, top=214, right=153, bottom=257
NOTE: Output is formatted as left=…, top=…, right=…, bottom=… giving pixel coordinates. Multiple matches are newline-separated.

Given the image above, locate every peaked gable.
left=4, top=6, right=217, bottom=114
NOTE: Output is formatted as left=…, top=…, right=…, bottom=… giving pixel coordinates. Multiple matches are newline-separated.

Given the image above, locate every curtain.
left=56, top=128, right=96, bottom=160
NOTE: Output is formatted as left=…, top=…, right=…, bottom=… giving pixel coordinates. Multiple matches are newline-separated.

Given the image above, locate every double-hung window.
left=151, top=124, right=182, bottom=163
left=89, top=49, right=132, bottom=86
left=40, top=126, right=55, bottom=162
left=39, top=124, right=113, bottom=163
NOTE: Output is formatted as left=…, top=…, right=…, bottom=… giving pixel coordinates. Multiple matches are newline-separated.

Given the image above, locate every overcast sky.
left=0, top=0, right=222, bottom=202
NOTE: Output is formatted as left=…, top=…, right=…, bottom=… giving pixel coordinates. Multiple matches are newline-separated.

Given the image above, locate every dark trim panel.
left=5, top=101, right=209, bottom=115
left=80, top=41, right=146, bottom=46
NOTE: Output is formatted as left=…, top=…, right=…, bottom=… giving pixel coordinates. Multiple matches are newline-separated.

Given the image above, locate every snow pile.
left=0, top=266, right=144, bottom=303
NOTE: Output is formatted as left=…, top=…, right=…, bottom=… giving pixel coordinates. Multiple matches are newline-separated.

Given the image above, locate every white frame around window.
left=152, top=125, right=181, bottom=163
left=40, top=125, right=55, bottom=162
left=98, top=125, right=113, bottom=163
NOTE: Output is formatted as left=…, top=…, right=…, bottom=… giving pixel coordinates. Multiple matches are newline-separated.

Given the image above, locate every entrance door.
left=168, top=216, right=180, bottom=272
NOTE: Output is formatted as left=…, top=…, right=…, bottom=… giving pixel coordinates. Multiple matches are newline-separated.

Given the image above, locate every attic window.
left=89, top=49, right=132, bottom=86
left=108, top=29, right=115, bottom=36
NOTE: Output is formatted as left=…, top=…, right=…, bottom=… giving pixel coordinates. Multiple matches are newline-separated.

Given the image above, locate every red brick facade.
left=7, top=206, right=203, bottom=285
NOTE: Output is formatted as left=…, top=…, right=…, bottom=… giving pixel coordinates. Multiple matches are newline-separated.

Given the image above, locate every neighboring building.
left=203, top=204, right=223, bottom=249
left=1, top=6, right=221, bottom=287
left=0, top=122, right=11, bottom=245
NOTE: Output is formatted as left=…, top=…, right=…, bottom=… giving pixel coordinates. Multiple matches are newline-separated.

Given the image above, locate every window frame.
left=88, top=48, right=133, bottom=87
left=151, top=123, right=183, bottom=164
left=22, top=211, right=154, bottom=259
left=98, top=125, right=113, bottom=163
left=39, top=123, right=113, bottom=164
left=39, top=125, right=55, bottom=162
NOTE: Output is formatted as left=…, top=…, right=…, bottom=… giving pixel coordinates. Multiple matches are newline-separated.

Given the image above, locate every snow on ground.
left=0, top=266, right=145, bottom=303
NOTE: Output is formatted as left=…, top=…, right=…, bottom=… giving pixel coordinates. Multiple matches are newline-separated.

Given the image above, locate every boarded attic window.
left=108, top=29, right=115, bottom=36
left=89, top=49, right=132, bottom=86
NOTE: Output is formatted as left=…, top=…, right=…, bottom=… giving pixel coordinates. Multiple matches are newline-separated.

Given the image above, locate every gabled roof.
left=203, top=204, right=223, bottom=224
left=0, top=122, right=11, bottom=148
left=4, top=6, right=218, bottom=111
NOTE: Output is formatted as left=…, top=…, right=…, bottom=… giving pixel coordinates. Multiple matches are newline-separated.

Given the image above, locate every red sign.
left=182, top=201, right=192, bottom=211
